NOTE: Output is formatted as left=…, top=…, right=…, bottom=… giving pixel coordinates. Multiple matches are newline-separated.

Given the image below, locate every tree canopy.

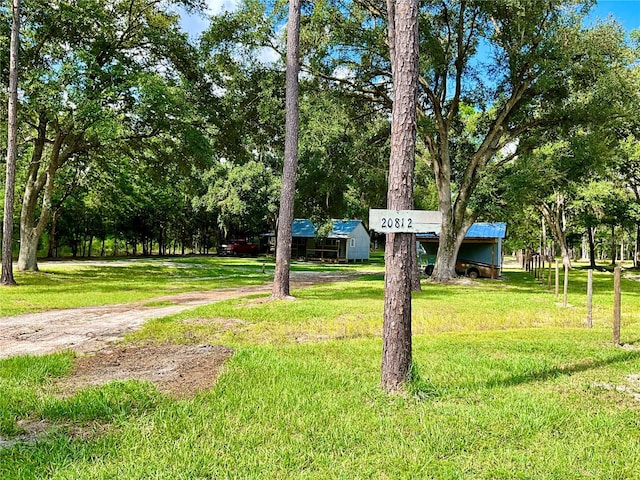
left=1, top=0, right=639, bottom=279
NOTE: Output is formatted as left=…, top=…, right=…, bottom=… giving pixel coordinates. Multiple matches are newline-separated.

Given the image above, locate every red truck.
left=217, top=239, right=259, bottom=256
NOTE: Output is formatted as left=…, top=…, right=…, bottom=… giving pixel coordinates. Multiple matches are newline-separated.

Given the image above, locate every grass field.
left=0, top=255, right=381, bottom=317
left=2, top=257, right=640, bottom=479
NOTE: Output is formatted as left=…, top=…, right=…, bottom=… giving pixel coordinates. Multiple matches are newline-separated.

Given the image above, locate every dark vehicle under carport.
left=419, top=222, right=507, bottom=279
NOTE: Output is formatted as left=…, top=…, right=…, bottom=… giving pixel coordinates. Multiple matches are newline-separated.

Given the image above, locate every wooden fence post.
left=613, top=266, right=621, bottom=345
left=547, top=256, right=552, bottom=290
left=538, top=254, right=542, bottom=280
left=586, top=268, right=593, bottom=328
left=555, top=260, right=559, bottom=299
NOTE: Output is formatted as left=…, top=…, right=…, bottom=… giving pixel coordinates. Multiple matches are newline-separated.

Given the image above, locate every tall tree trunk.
left=1, top=0, right=20, bottom=286
left=428, top=149, right=475, bottom=282
left=47, top=209, right=60, bottom=258
left=610, top=225, right=616, bottom=266
left=635, top=224, right=640, bottom=269
left=17, top=122, right=75, bottom=271
left=381, top=0, right=419, bottom=393
left=538, top=197, right=571, bottom=269
left=429, top=148, right=456, bottom=282
left=272, top=0, right=301, bottom=299
left=587, top=225, right=596, bottom=269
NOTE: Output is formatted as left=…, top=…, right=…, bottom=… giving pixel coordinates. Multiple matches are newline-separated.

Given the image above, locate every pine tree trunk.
left=381, top=0, right=419, bottom=392
left=1, top=0, right=20, bottom=286
left=272, top=0, right=301, bottom=299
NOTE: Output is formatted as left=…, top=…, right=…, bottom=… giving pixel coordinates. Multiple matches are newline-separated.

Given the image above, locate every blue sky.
left=589, top=0, right=640, bottom=33
left=181, top=1, right=640, bottom=40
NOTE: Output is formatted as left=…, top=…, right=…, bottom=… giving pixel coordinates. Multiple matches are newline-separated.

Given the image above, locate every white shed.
left=327, top=220, right=370, bottom=261
left=267, top=219, right=370, bottom=262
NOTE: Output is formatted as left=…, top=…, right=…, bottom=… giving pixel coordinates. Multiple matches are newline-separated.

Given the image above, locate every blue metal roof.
left=291, top=219, right=316, bottom=237
left=466, top=222, right=507, bottom=239
left=417, top=222, right=507, bottom=239
left=329, top=220, right=362, bottom=238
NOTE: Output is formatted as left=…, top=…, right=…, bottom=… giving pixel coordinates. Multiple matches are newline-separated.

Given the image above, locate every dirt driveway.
left=1, top=270, right=375, bottom=446
left=0, top=270, right=362, bottom=359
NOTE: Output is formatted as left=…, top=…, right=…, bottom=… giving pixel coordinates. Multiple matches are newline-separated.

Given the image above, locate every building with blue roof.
left=266, top=219, right=370, bottom=262
left=325, top=220, right=370, bottom=261
left=417, top=222, right=507, bottom=278
left=291, top=219, right=316, bottom=238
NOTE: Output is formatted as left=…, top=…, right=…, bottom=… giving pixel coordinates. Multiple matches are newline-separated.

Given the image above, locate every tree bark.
left=587, top=225, right=596, bottom=269
left=272, top=0, right=301, bottom=299
left=1, top=0, right=20, bottom=286
left=17, top=119, right=80, bottom=271
left=17, top=146, right=57, bottom=271
left=431, top=210, right=472, bottom=282
left=381, top=0, right=419, bottom=393
left=411, top=234, right=421, bottom=292
left=48, top=209, right=60, bottom=258
left=635, top=224, right=640, bottom=269
left=610, top=224, right=616, bottom=266
left=538, top=197, right=571, bottom=269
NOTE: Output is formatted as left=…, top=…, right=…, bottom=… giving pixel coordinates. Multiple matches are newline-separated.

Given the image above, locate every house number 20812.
left=380, top=217, right=413, bottom=229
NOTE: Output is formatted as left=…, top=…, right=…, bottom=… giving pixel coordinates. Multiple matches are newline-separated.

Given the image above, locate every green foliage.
left=4, top=0, right=217, bottom=269
left=196, top=160, right=280, bottom=237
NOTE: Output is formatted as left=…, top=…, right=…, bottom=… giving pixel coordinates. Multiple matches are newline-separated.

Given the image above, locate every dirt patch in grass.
left=1, top=344, right=233, bottom=450
left=59, top=344, right=234, bottom=399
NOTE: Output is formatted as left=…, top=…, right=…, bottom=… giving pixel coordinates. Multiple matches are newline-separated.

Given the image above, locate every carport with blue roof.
left=417, top=222, right=507, bottom=278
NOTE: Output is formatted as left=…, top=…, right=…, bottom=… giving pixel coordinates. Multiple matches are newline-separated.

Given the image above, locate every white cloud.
left=179, top=0, right=242, bottom=39
left=205, top=0, right=242, bottom=15
left=332, top=66, right=355, bottom=81
left=257, top=47, right=280, bottom=65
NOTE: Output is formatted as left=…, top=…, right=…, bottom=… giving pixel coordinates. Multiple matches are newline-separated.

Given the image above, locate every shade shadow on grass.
left=483, top=349, right=640, bottom=389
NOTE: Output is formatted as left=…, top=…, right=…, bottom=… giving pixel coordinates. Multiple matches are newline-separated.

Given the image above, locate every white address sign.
left=369, top=209, right=442, bottom=234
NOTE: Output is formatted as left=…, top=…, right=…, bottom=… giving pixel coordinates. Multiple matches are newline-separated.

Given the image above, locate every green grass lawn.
left=2, top=259, right=640, bottom=478
left=0, top=255, right=381, bottom=317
